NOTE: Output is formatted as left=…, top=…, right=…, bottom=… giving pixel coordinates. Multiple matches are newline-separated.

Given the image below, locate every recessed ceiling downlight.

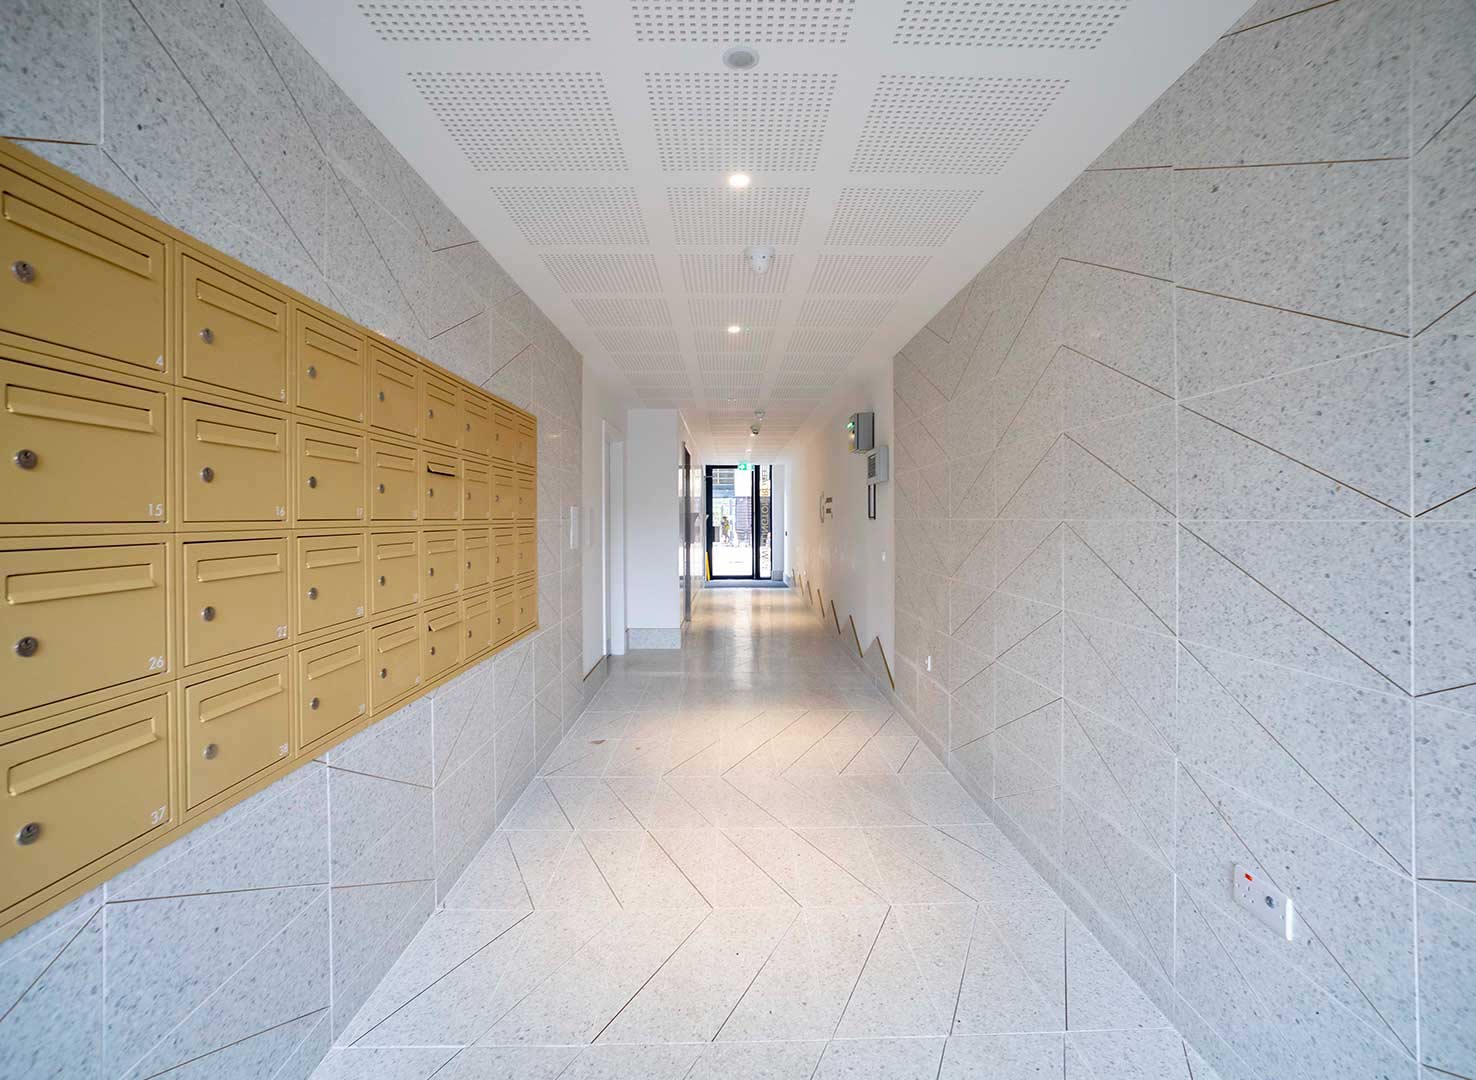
left=722, top=45, right=760, bottom=70
left=727, top=172, right=752, bottom=189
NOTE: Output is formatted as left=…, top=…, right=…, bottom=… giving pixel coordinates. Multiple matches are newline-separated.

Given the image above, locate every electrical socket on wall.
left=1233, top=864, right=1294, bottom=941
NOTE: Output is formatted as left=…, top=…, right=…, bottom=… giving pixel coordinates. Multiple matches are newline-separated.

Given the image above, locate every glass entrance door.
left=706, top=465, right=763, bottom=579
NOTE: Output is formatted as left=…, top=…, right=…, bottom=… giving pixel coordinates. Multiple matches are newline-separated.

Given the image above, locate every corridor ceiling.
left=267, top=0, right=1243, bottom=460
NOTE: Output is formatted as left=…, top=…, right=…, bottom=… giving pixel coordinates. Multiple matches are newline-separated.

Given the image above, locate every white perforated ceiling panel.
left=894, top=1, right=1131, bottom=48
left=278, top=0, right=1221, bottom=460
left=411, top=72, right=624, bottom=171
left=358, top=2, right=591, bottom=42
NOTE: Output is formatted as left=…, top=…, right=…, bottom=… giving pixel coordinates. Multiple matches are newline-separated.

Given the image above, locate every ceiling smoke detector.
left=722, top=45, right=760, bottom=70
left=746, top=245, right=774, bottom=275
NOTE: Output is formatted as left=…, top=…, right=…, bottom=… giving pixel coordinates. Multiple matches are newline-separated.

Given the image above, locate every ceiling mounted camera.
left=746, top=245, right=774, bottom=275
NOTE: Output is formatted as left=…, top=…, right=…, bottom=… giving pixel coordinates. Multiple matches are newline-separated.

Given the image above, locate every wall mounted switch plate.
left=1233, top=864, right=1294, bottom=940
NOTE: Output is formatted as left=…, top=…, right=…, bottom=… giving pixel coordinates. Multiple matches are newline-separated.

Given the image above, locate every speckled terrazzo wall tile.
left=1417, top=882, right=1476, bottom=1078
left=1412, top=102, right=1476, bottom=332
left=0, top=894, right=103, bottom=1078
left=1412, top=522, right=1476, bottom=710
left=1412, top=0, right=1476, bottom=152
left=1412, top=304, right=1476, bottom=519
left=0, top=0, right=100, bottom=143
left=1414, top=701, right=1476, bottom=881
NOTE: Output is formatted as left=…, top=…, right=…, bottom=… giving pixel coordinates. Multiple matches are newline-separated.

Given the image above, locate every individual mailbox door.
left=422, top=372, right=459, bottom=448
left=0, top=165, right=167, bottom=376
left=182, top=656, right=290, bottom=809
left=1, top=692, right=172, bottom=913
left=515, top=526, right=536, bottom=578
left=491, top=406, right=517, bottom=464
left=516, top=579, right=536, bottom=634
left=423, top=602, right=461, bottom=682
left=296, top=424, right=365, bottom=523
left=462, top=459, right=491, bottom=522
left=295, top=534, right=365, bottom=636
left=371, top=615, right=419, bottom=710
left=423, top=531, right=460, bottom=602
left=492, top=527, right=515, bottom=586
left=181, top=399, right=288, bottom=525
left=369, top=439, right=418, bottom=522
left=182, top=538, right=289, bottom=668
left=463, top=529, right=490, bottom=589
left=0, top=357, right=167, bottom=526
left=1, top=542, right=168, bottom=718
left=181, top=255, right=287, bottom=405
left=515, top=417, right=536, bottom=467
left=370, top=531, right=419, bottom=614
left=298, top=632, right=367, bottom=749
left=369, top=343, right=418, bottom=437
left=493, top=585, right=515, bottom=646
left=492, top=463, right=516, bottom=522
left=422, top=453, right=459, bottom=522
left=514, top=468, right=535, bottom=521
left=294, top=311, right=365, bottom=423
left=463, top=393, right=493, bottom=457
left=462, top=593, right=492, bottom=658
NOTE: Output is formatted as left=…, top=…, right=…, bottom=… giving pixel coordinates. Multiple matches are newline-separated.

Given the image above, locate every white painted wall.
left=582, top=368, right=636, bottom=673
left=770, top=464, right=786, bottom=581
left=783, top=358, right=894, bottom=660
left=624, top=409, right=682, bottom=637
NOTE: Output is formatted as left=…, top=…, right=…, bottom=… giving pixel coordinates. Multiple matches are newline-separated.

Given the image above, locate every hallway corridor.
left=311, top=588, right=1209, bottom=1080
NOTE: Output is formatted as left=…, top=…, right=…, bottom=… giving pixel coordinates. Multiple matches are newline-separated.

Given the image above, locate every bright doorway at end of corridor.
left=706, top=464, right=773, bottom=580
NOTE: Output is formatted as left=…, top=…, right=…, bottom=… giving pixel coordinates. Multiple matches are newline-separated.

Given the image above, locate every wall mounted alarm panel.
left=847, top=412, right=874, bottom=453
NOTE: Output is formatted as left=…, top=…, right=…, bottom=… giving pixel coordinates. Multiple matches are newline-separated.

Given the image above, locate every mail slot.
left=181, top=538, right=289, bottom=668
left=182, top=654, right=291, bottom=809
left=462, top=593, right=492, bottom=658
left=1, top=541, right=168, bottom=718
left=0, top=164, right=167, bottom=376
left=370, top=531, right=419, bottom=614
left=371, top=615, right=420, bottom=711
left=423, top=530, right=460, bottom=601
left=0, top=357, right=167, bottom=526
left=1, top=691, right=172, bottom=913
left=180, top=253, right=287, bottom=405
left=463, top=529, right=490, bottom=589
left=423, top=453, right=460, bottom=522
left=180, top=398, right=288, bottom=525
left=295, top=534, right=365, bottom=636
left=369, top=438, right=418, bottom=522
left=515, top=526, right=536, bottom=578
left=295, top=423, right=365, bottom=523
left=423, top=602, right=462, bottom=682
left=294, top=310, right=365, bottom=423
left=297, top=631, right=367, bottom=749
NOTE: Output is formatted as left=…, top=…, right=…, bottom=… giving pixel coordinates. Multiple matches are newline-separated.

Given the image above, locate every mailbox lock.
left=200, top=466, right=215, bottom=483
left=307, top=475, right=318, bottom=489
left=428, top=566, right=435, bottom=577
left=428, top=487, right=435, bottom=498
left=379, top=668, right=388, bottom=679
left=201, top=606, right=216, bottom=622
left=307, top=587, right=319, bottom=600
left=306, top=365, right=317, bottom=379
left=377, top=575, right=387, bottom=586
left=11, top=260, right=36, bottom=284
left=429, top=645, right=437, bottom=656
left=202, top=743, right=219, bottom=760
left=14, top=449, right=38, bottom=470
left=309, top=697, right=320, bottom=710
left=377, top=483, right=386, bottom=494
left=427, top=409, right=435, bottom=419
left=14, top=636, right=39, bottom=658
left=378, top=391, right=386, bottom=402
left=16, top=822, right=41, bottom=846
left=199, top=327, right=215, bottom=345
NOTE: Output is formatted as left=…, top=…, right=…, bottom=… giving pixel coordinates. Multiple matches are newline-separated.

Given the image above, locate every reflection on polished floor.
left=311, top=587, right=1207, bottom=1080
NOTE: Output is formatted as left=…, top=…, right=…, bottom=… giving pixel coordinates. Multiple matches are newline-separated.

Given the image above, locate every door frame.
left=705, top=464, right=760, bottom=580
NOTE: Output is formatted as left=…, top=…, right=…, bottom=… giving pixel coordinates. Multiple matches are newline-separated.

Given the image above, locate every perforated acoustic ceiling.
left=271, top=0, right=1236, bottom=459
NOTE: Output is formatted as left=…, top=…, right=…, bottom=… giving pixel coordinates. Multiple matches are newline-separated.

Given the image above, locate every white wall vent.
left=852, top=75, right=1068, bottom=174
left=893, top=1, right=1130, bottom=49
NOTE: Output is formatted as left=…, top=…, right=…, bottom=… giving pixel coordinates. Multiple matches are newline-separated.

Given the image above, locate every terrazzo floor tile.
left=313, top=588, right=1234, bottom=1080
